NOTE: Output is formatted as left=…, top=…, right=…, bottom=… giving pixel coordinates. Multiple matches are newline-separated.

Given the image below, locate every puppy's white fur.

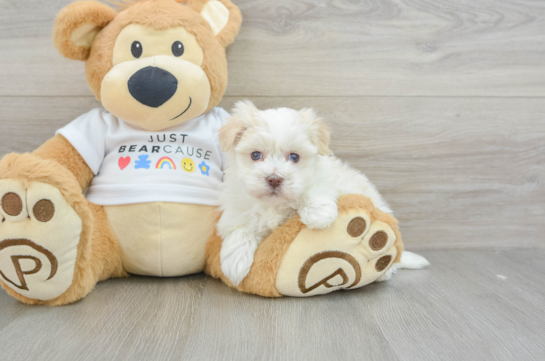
left=218, top=101, right=426, bottom=286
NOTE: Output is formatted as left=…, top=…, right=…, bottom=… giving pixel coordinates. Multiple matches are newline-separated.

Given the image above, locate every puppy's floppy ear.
left=185, top=0, right=242, bottom=47
left=219, top=100, right=259, bottom=152
left=53, top=1, right=117, bottom=61
left=299, top=108, right=332, bottom=155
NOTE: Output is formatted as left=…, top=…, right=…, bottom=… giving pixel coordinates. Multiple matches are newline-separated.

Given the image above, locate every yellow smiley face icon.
left=182, top=158, right=195, bottom=173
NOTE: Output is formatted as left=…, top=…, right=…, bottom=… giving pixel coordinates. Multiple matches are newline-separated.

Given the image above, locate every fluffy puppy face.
left=220, top=101, right=331, bottom=202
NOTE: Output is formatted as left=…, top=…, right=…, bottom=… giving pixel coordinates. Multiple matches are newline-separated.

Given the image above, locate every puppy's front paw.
left=220, top=233, right=259, bottom=286
left=299, top=199, right=338, bottom=230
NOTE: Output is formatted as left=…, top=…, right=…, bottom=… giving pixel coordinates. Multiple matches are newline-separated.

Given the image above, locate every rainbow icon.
left=156, top=157, right=176, bottom=169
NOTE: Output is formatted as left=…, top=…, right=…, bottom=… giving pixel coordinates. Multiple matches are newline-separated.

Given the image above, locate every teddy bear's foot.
left=205, top=194, right=407, bottom=297
left=274, top=196, right=402, bottom=297
left=0, top=179, right=86, bottom=303
left=0, top=153, right=109, bottom=305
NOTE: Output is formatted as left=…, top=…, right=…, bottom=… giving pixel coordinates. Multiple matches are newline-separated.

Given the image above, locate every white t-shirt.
left=57, top=107, right=228, bottom=206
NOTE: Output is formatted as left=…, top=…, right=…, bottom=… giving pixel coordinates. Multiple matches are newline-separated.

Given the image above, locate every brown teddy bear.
left=0, top=0, right=403, bottom=305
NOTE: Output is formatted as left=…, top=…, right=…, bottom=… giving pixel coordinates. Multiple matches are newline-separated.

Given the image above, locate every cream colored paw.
left=0, top=180, right=82, bottom=301
left=275, top=206, right=398, bottom=297
left=220, top=232, right=258, bottom=286
left=299, top=199, right=338, bottom=230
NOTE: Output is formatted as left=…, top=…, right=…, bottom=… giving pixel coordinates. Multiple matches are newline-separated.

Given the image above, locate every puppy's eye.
left=172, top=41, right=184, bottom=57
left=131, top=41, right=142, bottom=58
left=289, top=153, right=300, bottom=163
left=251, top=151, right=262, bottom=161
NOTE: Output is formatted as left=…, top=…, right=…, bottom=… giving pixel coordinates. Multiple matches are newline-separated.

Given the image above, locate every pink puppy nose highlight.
left=266, top=175, right=284, bottom=188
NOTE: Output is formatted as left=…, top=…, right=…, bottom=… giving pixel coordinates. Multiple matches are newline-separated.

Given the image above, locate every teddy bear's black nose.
left=128, top=66, right=178, bottom=108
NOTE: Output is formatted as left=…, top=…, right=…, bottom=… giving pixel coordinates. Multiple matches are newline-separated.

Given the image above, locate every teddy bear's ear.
left=185, top=0, right=242, bottom=47
left=53, top=1, right=117, bottom=61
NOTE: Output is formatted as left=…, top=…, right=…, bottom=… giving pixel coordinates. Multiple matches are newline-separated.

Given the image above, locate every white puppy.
left=217, top=101, right=428, bottom=286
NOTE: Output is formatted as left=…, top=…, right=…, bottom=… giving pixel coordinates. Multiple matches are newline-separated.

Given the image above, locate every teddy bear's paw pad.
left=0, top=180, right=82, bottom=301
left=275, top=208, right=397, bottom=297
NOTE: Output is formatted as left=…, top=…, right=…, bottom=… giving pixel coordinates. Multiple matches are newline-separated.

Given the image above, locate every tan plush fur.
left=185, top=0, right=242, bottom=47
left=105, top=202, right=218, bottom=277
left=205, top=194, right=404, bottom=297
left=87, top=202, right=128, bottom=283
left=78, top=0, right=241, bottom=112
left=110, top=0, right=242, bottom=47
left=206, top=216, right=305, bottom=297
left=33, top=135, right=95, bottom=190
left=0, top=153, right=126, bottom=305
left=53, top=1, right=118, bottom=61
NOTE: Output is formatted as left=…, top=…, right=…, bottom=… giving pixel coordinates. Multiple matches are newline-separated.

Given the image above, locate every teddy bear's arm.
left=33, top=134, right=94, bottom=190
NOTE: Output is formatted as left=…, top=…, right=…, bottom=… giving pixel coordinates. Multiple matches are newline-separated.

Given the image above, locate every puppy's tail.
left=394, top=251, right=430, bottom=270
left=377, top=251, right=429, bottom=282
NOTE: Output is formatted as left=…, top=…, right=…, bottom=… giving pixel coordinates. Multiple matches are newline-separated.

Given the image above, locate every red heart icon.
left=118, top=157, right=131, bottom=170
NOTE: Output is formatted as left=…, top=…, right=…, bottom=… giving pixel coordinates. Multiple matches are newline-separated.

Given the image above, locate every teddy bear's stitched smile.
left=170, top=97, right=192, bottom=121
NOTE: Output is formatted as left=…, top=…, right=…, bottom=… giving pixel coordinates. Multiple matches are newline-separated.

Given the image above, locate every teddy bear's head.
left=53, top=0, right=241, bottom=131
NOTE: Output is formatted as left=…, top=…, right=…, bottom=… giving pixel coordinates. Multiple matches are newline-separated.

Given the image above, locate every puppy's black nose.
left=128, top=66, right=178, bottom=108
left=267, top=175, right=284, bottom=188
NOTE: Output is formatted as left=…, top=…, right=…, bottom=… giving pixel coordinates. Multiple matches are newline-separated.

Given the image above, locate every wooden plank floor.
left=0, top=250, right=544, bottom=361
left=1, top=0, right=544, bottom=360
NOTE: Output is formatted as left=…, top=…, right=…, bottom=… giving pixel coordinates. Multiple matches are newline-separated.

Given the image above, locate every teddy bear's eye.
left=172, top=41, right=184, bottom=57
left=131, top=41, right=142, bottom=58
